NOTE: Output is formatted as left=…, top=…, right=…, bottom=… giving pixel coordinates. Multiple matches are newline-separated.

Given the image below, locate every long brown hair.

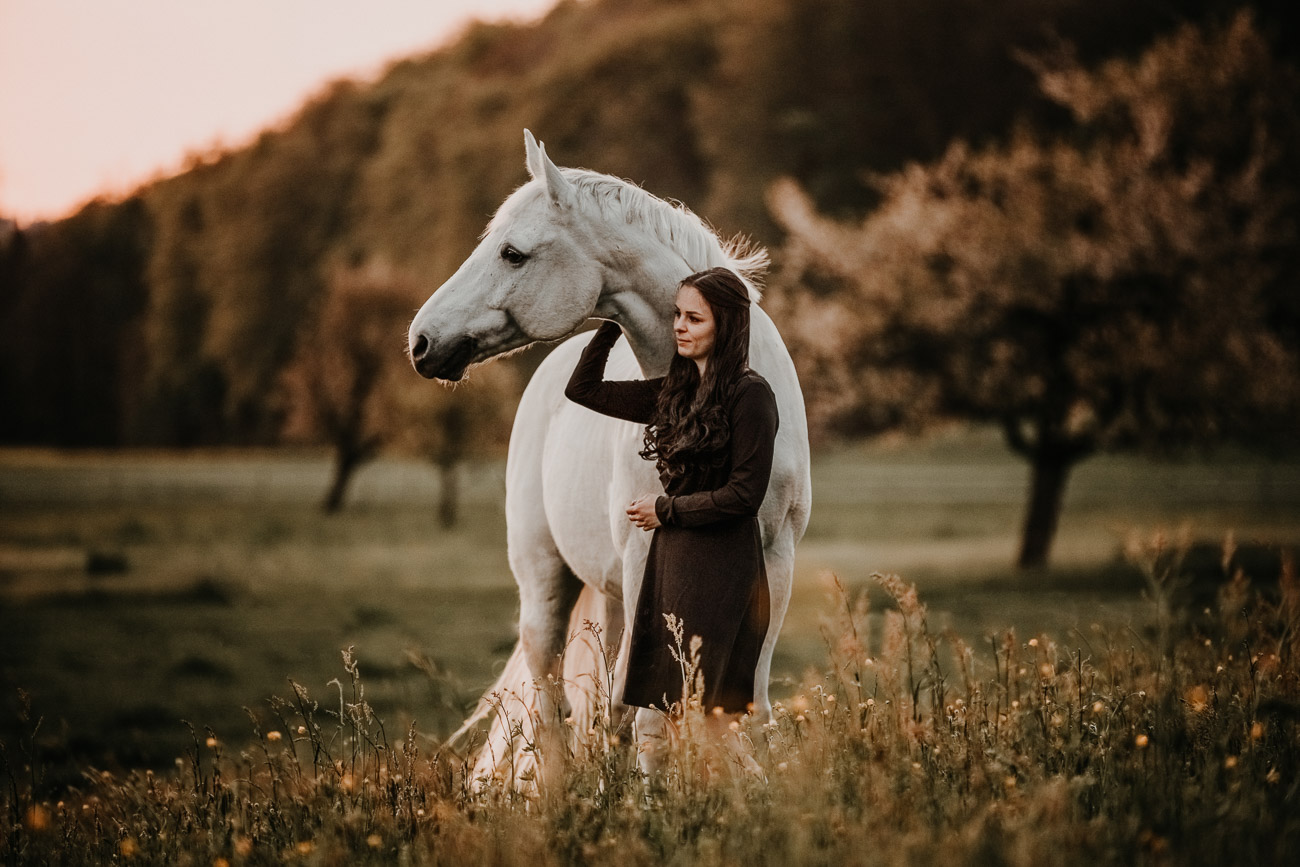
left=639, top=267, right=752, bottom=483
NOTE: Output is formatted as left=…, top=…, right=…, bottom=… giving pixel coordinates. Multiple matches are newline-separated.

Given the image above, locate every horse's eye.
left=500, top=244, right=527, bottom=266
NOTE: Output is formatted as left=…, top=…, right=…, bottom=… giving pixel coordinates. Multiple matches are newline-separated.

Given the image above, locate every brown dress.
left=564, top=321, right=778, bottom=714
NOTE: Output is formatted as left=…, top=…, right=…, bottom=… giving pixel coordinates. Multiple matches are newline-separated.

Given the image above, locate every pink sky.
left=0, top=0, right=557, bottom=223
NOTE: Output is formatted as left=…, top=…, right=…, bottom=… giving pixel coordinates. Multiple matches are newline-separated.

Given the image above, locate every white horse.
left=408, top=130, right=811, bottom=785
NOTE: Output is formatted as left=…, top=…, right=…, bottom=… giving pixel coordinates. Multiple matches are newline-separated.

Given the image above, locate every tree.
left=281, top=267, right=416, bottom=512
left=0, top=198, right=153, bottom=445
left=690, top=0, right=1221, bottom=245
left=396, top=362, right=518, bottom=528
left=141, top=80, right=390, bottom=445
left=769, top=13, right=1300, bottom=568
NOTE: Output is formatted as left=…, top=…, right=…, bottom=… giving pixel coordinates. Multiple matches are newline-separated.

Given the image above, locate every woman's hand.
left=626, top=495, right=662, bottom=531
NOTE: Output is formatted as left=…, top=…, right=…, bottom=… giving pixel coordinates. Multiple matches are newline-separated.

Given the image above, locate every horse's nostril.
left=412, top=334, right=429, bottom=361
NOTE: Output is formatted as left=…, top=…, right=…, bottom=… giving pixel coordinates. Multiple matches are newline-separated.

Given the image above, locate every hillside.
left=0, top=0, right=1270, bottom=446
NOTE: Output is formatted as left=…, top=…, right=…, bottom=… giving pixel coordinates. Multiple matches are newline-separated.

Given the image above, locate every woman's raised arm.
left=564, top=321, right=660, bottom=425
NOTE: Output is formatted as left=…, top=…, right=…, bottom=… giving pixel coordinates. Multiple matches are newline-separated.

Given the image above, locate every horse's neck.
left=593, top=247, right=691, bottom=379
left=589, top=200, right=780, bottom=377
left=601, top=264, right=783, bottom=381
left=748, top=305, right=781, bottom=360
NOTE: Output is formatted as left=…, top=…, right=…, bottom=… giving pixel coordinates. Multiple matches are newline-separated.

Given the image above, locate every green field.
left=3, top=431, right=1299, bottom=779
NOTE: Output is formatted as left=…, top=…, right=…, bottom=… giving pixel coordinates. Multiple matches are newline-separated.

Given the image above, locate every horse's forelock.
left=484, top=181, right=546, bottom=239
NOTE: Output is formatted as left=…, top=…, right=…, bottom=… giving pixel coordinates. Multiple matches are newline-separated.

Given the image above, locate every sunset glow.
left=0, top=0, right=557, bottom=223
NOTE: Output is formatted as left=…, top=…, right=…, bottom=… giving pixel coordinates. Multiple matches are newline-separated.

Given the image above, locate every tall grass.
left=3, top=537, right=1297, bottom=865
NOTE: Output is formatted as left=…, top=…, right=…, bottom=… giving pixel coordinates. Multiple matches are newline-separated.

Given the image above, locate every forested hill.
left=0, top=0, right=1282, bottom=447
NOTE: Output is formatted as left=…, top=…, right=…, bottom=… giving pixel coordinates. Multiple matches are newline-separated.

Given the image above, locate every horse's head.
left=408, top=131, right=605, bottom=381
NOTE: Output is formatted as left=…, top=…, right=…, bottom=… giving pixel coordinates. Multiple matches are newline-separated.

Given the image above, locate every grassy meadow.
left=2, top=430, right=1299, bottom=863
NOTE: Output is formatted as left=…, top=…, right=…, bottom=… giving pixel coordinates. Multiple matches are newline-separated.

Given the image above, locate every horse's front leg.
left=602, top=586, right=629, bottom=723
left=515, top=547, right=584, bottom=791
left=604, top=524, right=651, bottom=734
left=610, top=528, right=669, bottom=775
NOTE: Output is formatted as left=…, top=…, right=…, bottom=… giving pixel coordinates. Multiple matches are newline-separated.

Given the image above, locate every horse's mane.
left=491, top=169, right=769, bottom=300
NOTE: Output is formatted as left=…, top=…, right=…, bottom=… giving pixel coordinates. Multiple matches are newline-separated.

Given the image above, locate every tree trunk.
left=1016, top=449, right=1075, bottom=570
left=437, top=460, right=459, bottom=528
left=323, top=449, right=361, bottom=513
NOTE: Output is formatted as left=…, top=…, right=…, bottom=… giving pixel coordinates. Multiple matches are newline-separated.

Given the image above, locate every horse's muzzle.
left=410, top=333, right=477, bottom=382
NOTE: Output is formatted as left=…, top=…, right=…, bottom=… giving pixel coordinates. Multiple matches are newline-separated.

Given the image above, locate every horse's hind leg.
left=517, top=554, right=584, bottom=693
left=753, top=527, right=797, bottom=723
left=513, top=542, right=584, bottom=785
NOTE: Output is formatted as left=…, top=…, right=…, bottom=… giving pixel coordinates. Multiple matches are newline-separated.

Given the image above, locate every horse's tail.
left=453, top=584, right=613, bottom=788
left=443, top=642, right=529, bottom=755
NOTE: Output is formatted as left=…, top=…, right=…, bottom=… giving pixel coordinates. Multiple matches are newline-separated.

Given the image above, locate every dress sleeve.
left=563, top=321, right=660, bottom=425
left=654, top=378, right=779, bottom=528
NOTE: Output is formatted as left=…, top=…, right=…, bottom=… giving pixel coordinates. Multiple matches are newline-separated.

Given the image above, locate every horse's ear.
left=537, top=141, right=574, bottom=208
left=523, top=129, right=545, bottom=180
left=523, top=130, right=573, bottom=207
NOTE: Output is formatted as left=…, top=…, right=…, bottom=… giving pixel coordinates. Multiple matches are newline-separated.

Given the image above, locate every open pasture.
left=2, top=432, right=1299, bottom=777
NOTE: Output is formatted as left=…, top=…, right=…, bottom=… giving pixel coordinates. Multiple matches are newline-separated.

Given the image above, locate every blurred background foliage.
left=768, top=12, right=1300, bottom=565
left=0, top=1, right=1295, bottom=511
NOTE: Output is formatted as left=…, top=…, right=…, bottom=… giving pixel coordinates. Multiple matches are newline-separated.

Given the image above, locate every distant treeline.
left=0, top=0, right=1288, bottom=447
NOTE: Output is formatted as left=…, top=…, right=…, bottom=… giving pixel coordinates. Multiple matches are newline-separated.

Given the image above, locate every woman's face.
left=673, top=283, right=716, bottom=365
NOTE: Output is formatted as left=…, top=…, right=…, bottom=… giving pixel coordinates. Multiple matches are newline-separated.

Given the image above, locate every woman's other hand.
left=626, top=495, right=662, bottom=530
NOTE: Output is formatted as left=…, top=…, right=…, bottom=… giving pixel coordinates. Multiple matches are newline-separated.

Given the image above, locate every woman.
left=564, top=266, right=778, bottom=726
